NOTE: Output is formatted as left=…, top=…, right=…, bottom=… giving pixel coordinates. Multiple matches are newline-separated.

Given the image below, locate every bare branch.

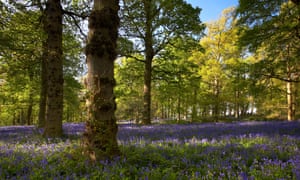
left=62, top=10, right=88, bottom=40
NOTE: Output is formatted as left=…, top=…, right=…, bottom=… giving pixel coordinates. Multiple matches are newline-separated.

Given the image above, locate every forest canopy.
left=0, top=0, right=299, bottom=127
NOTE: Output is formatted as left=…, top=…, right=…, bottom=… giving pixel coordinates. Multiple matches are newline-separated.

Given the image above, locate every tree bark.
left=286, top=44, right=296, bottom=121
left=287, top=81, right=295, bottom=121
left=234, top=90, right=240, bottom=119
left=27, top=89, right=33, bottom=125
left=38, top=41, right=48, bottom=128
left=142, top=0, right=154, bottom=125
left=143, top=57, right=152, bottom=124
left=177, top=93, right=181, bottom=123
left=82, top=0, right=120, bottom=161
left=213, top=78, right=220, bottom=122
left=43, top=0, right=63, bottom=137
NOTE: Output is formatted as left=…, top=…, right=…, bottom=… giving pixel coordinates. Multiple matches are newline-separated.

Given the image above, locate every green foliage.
left=0, top=5, right=84, bottom=125
left=237, top=0, right=300, bottom=120
left=119, top=0, right=204, bottom=123
left=115, top=4, right=297, bottom=122
left=187, top=7, right=254, bottom=121
left=236, top=0, right=298, bottom=50
left=237, top=0, right=299, bottom=75
left=120, top=0, right=204, bottom=57
left=152, top=36, right=201, bottom=121
left=115, top=57, right=144, bottom=121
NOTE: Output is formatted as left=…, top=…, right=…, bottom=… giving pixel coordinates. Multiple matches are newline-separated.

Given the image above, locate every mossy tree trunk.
left=43, top=0, right=63, bottom=137
left=82, top=0, right=120, bottom=161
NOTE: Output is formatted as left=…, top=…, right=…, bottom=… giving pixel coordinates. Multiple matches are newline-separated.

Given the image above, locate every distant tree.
left=82, top=0, right=120, bottom=161
left=115, top=57, right=144, bottom=123
left=37, top=0, right=88, bottom=127
left=0, top=7, right=44, bottom=126
left=152, top=36, right=201, bottom=122
left=236, top=0, right=300, bottom=120
left=120, top=0, right=204, bottom=124
left=0, top=1, right=85, bottom=127
left=187, top=7, right=254, bottom=121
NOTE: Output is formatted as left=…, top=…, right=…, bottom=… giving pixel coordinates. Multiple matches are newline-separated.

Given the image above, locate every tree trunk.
left=234, top=90, right=240, bottom=119
left=287, top=81, right=295, bottom=121
left=43, top=0, right=63, bottom=137
left=191, top=89, right=197, bottom=122
left=27, top=92, right=33, bottom=125
left=82, top=0, right=120, bottom=161
left=13, top=113, right=16, bottom=125
left=143, top=58, right=152, bottom=124
left=213, top=79, right=220, bottom=122
left=20, top=109, right=25, bottom=125
left=286, top=47, right=296, bottom=121
left=167, top=98, right=171, bottom=120
left=142, top=0, right=154, bottom=125
left=26, top=74, right=34, bottom=125
left=38, top=42, right=48, bottom=128
left=177, top=93, right=181, bottom=123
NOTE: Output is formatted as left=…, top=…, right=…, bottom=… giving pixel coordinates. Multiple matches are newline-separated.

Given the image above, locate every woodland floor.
left=1, top=120, right=300, bottom=179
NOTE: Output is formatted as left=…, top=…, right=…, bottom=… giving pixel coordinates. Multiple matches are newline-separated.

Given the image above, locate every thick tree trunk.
left=43, top=0, right=63, bottom=137
left=38, top=42, right=48, bottom=128
left=82, top=0, right=120, bottom=161
left=142, top=0, right=154, bottom=125
left=143, top=57, right=152, bottom=124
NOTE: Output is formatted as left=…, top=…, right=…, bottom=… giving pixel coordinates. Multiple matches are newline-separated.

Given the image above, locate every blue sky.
left=186, top=0, right=239, bottom=22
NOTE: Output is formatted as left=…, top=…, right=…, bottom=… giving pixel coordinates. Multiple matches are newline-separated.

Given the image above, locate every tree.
left=62, top=28, right=85, bottom=123
left=0, top=1, right=84, bottom=126
left=236, top=0, right=300, bottom=120
left=82, top=0, right=120, bottom=161
left=152, top=36, right=201, bottom=122
left=115, top=57, right=144, bottom=123
left=37, top=0, right=88, bottom=127
left=42, top=0, right=85, bottom=134
left=186, top=7, right=255, bottom=121
left=38, top=42, right=48, bottom=127
left=0, top=6, right=44, bottom=126
left=31, top=0, right=62, bottom=137
left=120, top=0, right=204, bottom=124
left=38, top=1, right=48, bottom=128
left=42, top=0, right=64, bottom=137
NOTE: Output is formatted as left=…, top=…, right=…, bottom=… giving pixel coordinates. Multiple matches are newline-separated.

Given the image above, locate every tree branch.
left=260, top=73, right=300, bottom=83
left=62, top=10, right=88, bottom=40
left=118, top=53, right=145, bottom=63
